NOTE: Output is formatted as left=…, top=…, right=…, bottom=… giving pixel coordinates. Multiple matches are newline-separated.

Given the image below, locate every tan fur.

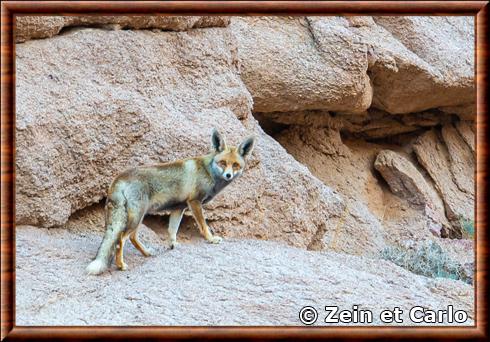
left=86, top=129, right=256, bottom=275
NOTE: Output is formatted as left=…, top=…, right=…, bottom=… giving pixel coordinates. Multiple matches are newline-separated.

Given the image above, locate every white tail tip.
left=86, top=259, right=107, bottom=275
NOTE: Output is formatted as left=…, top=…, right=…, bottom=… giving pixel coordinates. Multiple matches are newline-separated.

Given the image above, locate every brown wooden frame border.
left=1, top=1, right=488, bottom=340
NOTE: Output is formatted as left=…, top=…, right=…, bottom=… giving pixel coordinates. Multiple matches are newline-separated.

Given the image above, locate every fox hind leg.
left=116, top=202, right=147, bottom=271
left=115, top=231, right=130, bottom=271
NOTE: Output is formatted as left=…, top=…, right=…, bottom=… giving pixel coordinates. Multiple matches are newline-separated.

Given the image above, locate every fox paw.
left=145, top=247, right=156, bottom=257
left=209, top=236, right=223, bottom=244
left=118, top=262, right=128, bottom=271
left=169, top=241, right=179, bottom=250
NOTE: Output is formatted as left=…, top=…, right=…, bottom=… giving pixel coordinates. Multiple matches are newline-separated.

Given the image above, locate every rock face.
left=230, top=17, right=372, bottom=114
left=353, top=16, right=474, bottom=115
left=275, top=126, right=386, bottom=255
left=15, top=15, right=230, bottom=42
left=231, top=16, right=474, bottom=119
left=16, top=27, right=342, bottom=248
left=274, top=115, right=475, bottom=244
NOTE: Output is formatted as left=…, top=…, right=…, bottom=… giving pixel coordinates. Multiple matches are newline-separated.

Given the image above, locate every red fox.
left=86, top=129, right=256, bottom=275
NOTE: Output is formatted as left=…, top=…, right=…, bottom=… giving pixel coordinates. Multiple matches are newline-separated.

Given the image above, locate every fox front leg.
left=130, top=230, right=154, bottom=257
left=168, top=208, right=185, bottom=249
left=187, top=200, right=222, bottom=244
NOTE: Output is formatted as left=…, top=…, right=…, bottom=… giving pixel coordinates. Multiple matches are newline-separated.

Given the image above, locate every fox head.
left=210, top=128, right=256, bottom=182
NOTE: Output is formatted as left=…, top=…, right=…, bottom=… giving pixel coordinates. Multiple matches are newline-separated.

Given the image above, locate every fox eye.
left=232, top=163, right=240, bottom=169
left=218, top=161, right=227, bottom=168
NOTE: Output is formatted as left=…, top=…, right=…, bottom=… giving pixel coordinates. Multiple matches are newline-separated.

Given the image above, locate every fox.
left=86, top=129, right=256, bottom=275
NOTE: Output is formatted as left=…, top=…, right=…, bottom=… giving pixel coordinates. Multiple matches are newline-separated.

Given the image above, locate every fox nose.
left=225, top=173, right=232, bottom=180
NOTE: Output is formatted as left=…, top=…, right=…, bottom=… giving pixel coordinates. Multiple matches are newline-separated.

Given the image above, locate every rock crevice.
left=15, top=15, right=231, bottom=43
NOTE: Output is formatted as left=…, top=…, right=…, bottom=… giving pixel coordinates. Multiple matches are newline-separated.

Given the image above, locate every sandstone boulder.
left=352, top=16, right=474, bottom=115
left=413, top=127, right=474, bottom=235
left=16, top=27, right=343, bottom=248
left=15, top=16, right=67, bottom=43
left=238, top=16, right=474, bottom=127
left=455, top=121, right=475, bottom=155
left=15, top=15, right=230, bottom=43
left=230, top=16, right=372, bottom=114
left=442, top=124, right=475, bottom=195
left=375, top=150, right=436, bottom=205
left=374, top=150, right=450, bottom=236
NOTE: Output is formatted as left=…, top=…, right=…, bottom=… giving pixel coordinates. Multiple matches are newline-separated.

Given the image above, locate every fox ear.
left=211, top=128, right=226, bottom=152
left=238, top=135, right=256, bottom=158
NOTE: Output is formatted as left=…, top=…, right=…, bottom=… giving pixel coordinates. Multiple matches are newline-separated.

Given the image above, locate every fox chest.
left=201, top=178, right=230, bottom=204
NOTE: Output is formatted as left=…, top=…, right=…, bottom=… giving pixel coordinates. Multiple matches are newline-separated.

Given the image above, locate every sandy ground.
left=16, top=225, right=474, bottom=326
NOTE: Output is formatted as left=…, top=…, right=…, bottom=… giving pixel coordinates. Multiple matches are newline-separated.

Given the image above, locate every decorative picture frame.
left=1, top=1, right=487, bottom=340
